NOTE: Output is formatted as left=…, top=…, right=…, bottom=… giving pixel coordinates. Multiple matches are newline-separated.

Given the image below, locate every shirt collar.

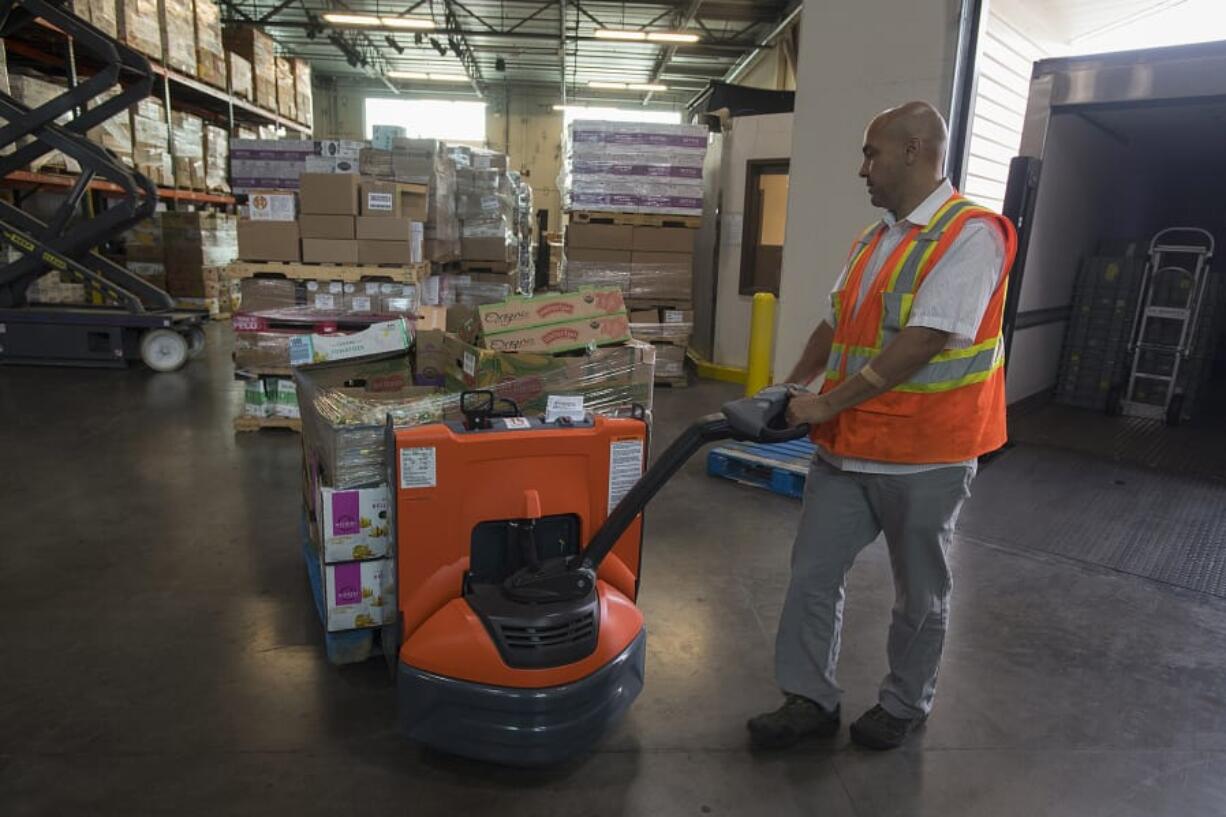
left=881, top=178, right=954, bottom=228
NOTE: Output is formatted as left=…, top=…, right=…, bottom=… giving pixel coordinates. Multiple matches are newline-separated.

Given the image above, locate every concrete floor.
left=4, top=323, right=1226, bottom=816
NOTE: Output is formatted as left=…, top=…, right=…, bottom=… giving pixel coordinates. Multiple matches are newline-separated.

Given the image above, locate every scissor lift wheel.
left=140, top=328, right=189, bottom=372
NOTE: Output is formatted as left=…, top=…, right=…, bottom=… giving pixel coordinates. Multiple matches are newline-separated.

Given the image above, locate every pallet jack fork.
left=0, top=0, right=206, bottom=370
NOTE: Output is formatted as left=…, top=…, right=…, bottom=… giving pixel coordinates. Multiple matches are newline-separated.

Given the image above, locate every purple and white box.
left=324, top=559, right=395, bottom=632
left=317, top=484, right=392, bottom=562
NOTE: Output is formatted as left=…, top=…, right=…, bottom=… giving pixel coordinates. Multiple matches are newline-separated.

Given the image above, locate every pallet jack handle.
left=579, top=385, right=809, bottom=571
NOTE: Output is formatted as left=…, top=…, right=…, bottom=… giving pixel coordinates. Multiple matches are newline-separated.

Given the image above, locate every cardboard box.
left=238, top=220, right=299, bottom=262
left=324, top=559, right=394, bottom=631
left=304, top=279, right=346, bottom=310
left=361, top=180, right=429, bottom=220
left=654, top=343, right=687, bottom=379
left=371, top=125, right=406, bottom=150
left=299, top=215, right=356, bottom=240
left=567, top=223, right=633, bottom=250
left=223, top=26, right=275, bottom=111
left=239, top=277, right=300, bottom=311
left=631, top=251, right=693, bottom=301
left=243, top=378, right=271, bottom=417
left=355, top=216, right=422, bottom=243
left=358, top=239, right=419, bottom=266
left=462, top=236, right=513, bottom=263
left=414, top=304, right=447, bottom=331
left=632, top=226, right=696, bottom=253
left=481, top=315, right=630, bottom=353
left=289, top=318, right=412, bottom=366
left=273, top=377, right=300, bottom=419
left=566, top=247, right=632, bottom=265
left=227, top=50, right=253, bottom=101
left=304, top=156, right=359, bottom=174
left=413, top=328, right=447, bottom=384
left=248, top=191, right=296, bottom=221
left=299, top=173, right=361, bottom=216
left=318, top=139, right=366, bottom=159
left=317, top=484, right=391, bottom=562
left=478, top=288, right=626, bottom=335
left=302, top=238, right=358, bottom=264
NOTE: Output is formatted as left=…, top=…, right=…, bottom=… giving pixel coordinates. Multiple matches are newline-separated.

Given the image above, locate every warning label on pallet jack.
left=400, top=447, right=437, bottom=489
left=608, top=440, right=644, bottom=514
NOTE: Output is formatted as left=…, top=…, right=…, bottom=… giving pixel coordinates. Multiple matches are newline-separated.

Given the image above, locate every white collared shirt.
left=817, top=179, right=1006, bottom=474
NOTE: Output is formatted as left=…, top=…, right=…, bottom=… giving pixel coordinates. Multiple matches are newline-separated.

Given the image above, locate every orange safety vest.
left=812, top=192, right=1018, bottom=463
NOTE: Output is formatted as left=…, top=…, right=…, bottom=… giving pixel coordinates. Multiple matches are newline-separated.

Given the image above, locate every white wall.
left=774, top=0, right=964, bottom=377
left=1006, top=113, right=1129, bottom=402
left=712, top=113, right=793, bottom=369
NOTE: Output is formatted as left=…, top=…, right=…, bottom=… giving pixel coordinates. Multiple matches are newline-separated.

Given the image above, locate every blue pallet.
left=300, top=516, right=381, bottom=666
left=706, top=439, right=815, bottom=499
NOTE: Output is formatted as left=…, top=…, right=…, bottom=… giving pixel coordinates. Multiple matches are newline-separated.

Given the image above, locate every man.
left=747, top=101, right=1017, bottom=751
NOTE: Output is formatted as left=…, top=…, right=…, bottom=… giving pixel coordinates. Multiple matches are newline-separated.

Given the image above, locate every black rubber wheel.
left=1166, top=393, right=1185, bottom=427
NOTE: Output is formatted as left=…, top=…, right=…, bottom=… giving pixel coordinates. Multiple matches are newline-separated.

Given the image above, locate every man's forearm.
left=785, top=321, right=835, bottom=385
left=820, top=327, right=950, bottom=414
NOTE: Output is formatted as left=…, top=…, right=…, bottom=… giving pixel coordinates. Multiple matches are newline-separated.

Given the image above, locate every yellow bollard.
left=745, top=291, right=776, bottom=396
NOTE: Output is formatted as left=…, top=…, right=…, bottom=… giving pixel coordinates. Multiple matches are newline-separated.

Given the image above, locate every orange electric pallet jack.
left=387, top=386, right=807, bottom=765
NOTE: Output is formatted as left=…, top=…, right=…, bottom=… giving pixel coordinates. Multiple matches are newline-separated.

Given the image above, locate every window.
left=562, top=107, right=682, bottom=127
left=740, top=159, right=790, bottom=296
left=364, top=98, right=487, bottom=144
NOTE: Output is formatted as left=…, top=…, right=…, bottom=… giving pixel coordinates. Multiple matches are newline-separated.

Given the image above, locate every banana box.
left=324, top=558, right=395, bottom=632
left=317, top=484, right=392, bottom=562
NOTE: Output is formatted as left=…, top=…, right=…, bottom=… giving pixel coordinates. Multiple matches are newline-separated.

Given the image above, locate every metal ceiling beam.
left=504, top=0, right=554, bottom=33
left=686, top=0, right=800, bottom=109
left=559, top=0, right=567, bottom=104
left=643, top=0, right=703, bottom=104
left=258, top=0, right=298, bottom=23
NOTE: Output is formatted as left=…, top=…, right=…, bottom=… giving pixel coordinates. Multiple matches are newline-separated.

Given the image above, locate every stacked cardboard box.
left=358, top=138, right=460, bottom=263
left=158, top=0, right=196, bottom=76
left=118, top=0, right=163, bottom=60
left=563, top=223, right=695, bottom=303
left=87, top=86, right=133, bottom=166
left=457, top=150, right=517, bottom=266
left=561, top=120, right=707, bottom=215
left=227, top=50, right=253, bottom=102
left=131, top=97, right=173, bottom=186
left=161, top=211, right=238, bottom=299
left=170, top=111, right=206, bottom=189
left=194, top=0, right=226, bottom=87
left=203, top=124, right=229, bottom=192
left=88, top=0, right=119, bottom=37
left=275, top=56, right=296, bottom=121
left=229, top=138, right=315, bottom=192
left=125, top=214, right=167, bottom=291
left=630, top=306, right=693, bottom=384
left=236, top=276, right=419, bottom=317
left=10, top=75, right=82, bottom=173
left=472, top=288, right=630, bottom=354
left=223, top=26, right=276, bottom=111
left=293, top=58, right=313, bottom=128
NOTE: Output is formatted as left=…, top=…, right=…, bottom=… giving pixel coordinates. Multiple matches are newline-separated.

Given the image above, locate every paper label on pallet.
left=664, top=310, right=686, bottom=324
left=328, top=282, right=344, bottom=294
left=399, top=447, right=437, bottom=489
left=463, top=351, right=476, bottom=377
left=351, top=296, right=372, bottom=312
left=365, top=282, right=382, bottom=295
left=314, top=293, right=336, bottom=310
left=501, top=417, right=531, bottom=430
left=366, top=192, right=394, bottom=212
left=546, top=395, right=585, bottom=423
left=608, top=439, right=644, bottom=514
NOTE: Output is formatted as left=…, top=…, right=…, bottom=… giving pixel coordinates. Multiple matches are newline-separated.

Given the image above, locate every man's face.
left=858, top=120, right=907, bottom=212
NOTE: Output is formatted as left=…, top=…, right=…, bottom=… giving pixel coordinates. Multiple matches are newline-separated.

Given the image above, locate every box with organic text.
left=323, top=558, right=394, bottom=631
left=317, top=484, right=391, bottom=562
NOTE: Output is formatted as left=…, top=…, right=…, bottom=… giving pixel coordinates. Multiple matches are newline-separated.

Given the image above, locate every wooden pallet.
left=627, top=299, right=694, bottom=312
left=234, top=415, right=302, bottom=433
left=569, top=211, right=702, bottom=229
left=211, top=311, right=232, bottom=322
left=225, top=261, right=430, bottom=284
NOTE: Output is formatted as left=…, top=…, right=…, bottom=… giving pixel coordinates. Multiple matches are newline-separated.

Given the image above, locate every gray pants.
left=775, top=457, right=976, bottom=719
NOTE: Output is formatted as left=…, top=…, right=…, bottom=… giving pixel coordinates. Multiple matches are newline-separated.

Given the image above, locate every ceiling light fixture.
left=628, top=83, right=669, bottom=92
left=321, top=12, right=435, bottom=30
left=387, top=70, right=430, bottom=80
left=594, top=29, right=646, bottom=41
left=646, top=32, right=700, bottom=44
left=387, top=71, right=470, bottom=82
left=587, top=81, right=628, bottom=89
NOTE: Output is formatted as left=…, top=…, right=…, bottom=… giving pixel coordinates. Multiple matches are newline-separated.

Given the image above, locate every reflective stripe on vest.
left=826, top=197, right=1004, bottom=394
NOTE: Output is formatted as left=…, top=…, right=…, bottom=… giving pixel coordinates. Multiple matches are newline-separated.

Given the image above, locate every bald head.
left=859, top=101, right=950, bottom=216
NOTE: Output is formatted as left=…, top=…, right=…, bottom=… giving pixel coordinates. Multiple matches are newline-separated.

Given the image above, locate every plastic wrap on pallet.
left=159, top=0, right=196, bottom=75
left=204, top=124, right=229, bottom=192
left=223, top=26, right=276, bottom=110
left=561, top=259, right=632, bottom=295
left=227, top=50, right=253, bottom=102
left=170, top=111, right=205, bottom=189
left=234, top=330, right=295, bottom=371
left=130, top=98, right=173, bottom=186
left=293, top=58, right=312, bottom=128
left=86, top=86, right=133, bottom=166
left=629, top=322, right=693, bottom=343
left=275, top=56, right=296, bottom=120
left=118, top=0, right=162, bottom=59
left=7, top=75, right=81, bottom=173
left=438, top=274, right=513, bottom=306
left=360, top=141, right=460, bottom=261
left=88, top=0, right=119, bottom=37
left=295, top=341, right=655, bottom=489
left=229, top=138, right=314, bottom=192
left=561, top=255, right=692, bottom=302
left=194, top=0, right=226, bottom=87
left=562, top=120, right=707, bottom=215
